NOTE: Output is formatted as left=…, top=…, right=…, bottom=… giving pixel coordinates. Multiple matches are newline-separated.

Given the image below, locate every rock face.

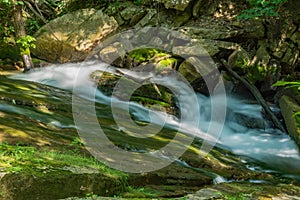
left=32, top=9, right=118, bottom=63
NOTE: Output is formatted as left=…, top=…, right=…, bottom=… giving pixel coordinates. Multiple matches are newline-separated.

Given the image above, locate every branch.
left=23, top=0, right=46, bottom=22
left=221, top=59, right=286, bottom=133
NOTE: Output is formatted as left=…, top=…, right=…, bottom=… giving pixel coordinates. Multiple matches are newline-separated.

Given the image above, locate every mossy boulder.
left=32, top=9, right=118, bottom=63
left=279, top=95, right=300, bottom=148
left=0, top=144, right=127, bottom=200
left=90, top=70, right=177, bottom=115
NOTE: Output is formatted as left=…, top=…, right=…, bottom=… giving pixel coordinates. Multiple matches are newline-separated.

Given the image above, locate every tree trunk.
left=12, top=0, right=33, bottom=71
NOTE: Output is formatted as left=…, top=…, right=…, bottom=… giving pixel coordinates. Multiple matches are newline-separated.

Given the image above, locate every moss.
left=0, top=143, right=126, bottom=179
left=130, top=96, right=171, bottom=107
left=121, top=186, right=160, bottom=198
left=94, top=71, right=177, bottom=115
left=129, top=48, right=168, bottom=62
left=157, top=58, right=177, bottom=70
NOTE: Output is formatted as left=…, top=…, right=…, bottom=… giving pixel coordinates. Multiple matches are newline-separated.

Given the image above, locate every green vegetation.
left=129, top=48, right=169, bottom=63
left=121, top=186, right=160, bottom=198
left=238, top=0, right=288, bottom=19
left=16, top=35, right=36, bottom=55
left=217, top=192, right=249, bottom=200
left=0, top=142, right=125, bottom=178
left=273, top=81, right=300, bottom=92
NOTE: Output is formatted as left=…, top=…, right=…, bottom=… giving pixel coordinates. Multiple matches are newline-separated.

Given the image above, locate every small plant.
left=69, top=136, right=85, bottom=153
left=70, top=136, right=84, bottom=147
left=16, top=35, right=36, bottom=55
left=85, top=192, right=98, bottom=199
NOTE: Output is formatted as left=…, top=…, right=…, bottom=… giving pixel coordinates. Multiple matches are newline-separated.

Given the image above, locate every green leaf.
left=15, top=0, right=24, bottom=5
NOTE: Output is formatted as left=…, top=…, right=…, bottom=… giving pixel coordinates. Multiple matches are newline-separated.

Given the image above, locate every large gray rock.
left=32, top=9, right=118, bottom=63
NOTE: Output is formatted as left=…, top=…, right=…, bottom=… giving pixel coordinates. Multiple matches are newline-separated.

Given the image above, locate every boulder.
left=279, top=95, right=300, bottom=148
left=32, top=9, right=118, bottom=63
left=90, top=70, right=177, bottom=115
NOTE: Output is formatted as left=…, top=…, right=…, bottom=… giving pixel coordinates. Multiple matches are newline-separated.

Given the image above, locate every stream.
left=6, top=60, right=300, bottom=180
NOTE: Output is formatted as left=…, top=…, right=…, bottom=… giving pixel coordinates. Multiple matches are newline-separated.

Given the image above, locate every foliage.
left=238, top=0, right=288, bottom=19
left=16, top=35, right=36, bottom=55
left=1, top=0, right=24, bottom=5
left=133, top=0, right=143, bottom=5
left=0, top=1, right=14, bottom=40
left=0, top=142, right=127, bottom=178
left=273, top=81, right=300, bottom=92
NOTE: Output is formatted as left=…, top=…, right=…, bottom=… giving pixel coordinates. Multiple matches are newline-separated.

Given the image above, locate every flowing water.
left=6, top=61, right=300, bottom=179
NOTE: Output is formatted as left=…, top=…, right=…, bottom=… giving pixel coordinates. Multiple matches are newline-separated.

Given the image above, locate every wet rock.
left=233, top=112, right=265, bottom=129
left=32, top=9, right=118, bottom=63
left=90, top=70, right=177, bottom=115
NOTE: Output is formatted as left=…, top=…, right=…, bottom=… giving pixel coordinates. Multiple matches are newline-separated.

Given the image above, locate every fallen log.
left=221, top=59, right=286, bottom=133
